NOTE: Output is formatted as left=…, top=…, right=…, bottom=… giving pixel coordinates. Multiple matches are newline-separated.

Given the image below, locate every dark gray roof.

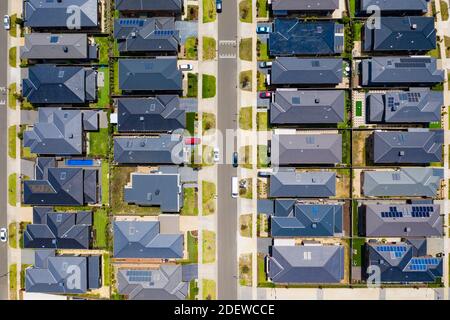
left=271, top=201, right=343, bottom=237
left=118, top=265, right=188, bottom=300
left=114, top=220, right=183, bottom=259
left=268, top=245, right=344, bottom=283
left=21, top=33, right=97, bottom=60
left=361, top=57, right=444, bottom=86
left=124, top=172, right=182, bottom=212
left=367, top=89, right=443, bottom=123
left=365, top=203, right=442, bottom=237
left=270, top=171, right=336, bottom=198
left=272, top=0, right=339, bottom=12
left=24, top=0, right=99, bottom=28
left=117, top=96, right=185, bottom=132
left=373, top=129, right=443, bottom=164
left=114, top=18, right=179, bottom=53
left=271, top=134, right=342, bottom=165
left=23, top=64, right=97, bottom=104
left=361, top=0, right=428, bottom=13
left=271, top=58, right=343, bottom=85
left=119, top=58, right=182, bottom=92
left=114, top=135, right=184, bottom=164
left=270, top=90, right=345, bottom=124
left=24, top=208, right=92, bottom=249
left=363, top=168, right=444, bottom=197
left=115, top=0, right=182, bottom=12
left=364, top=17, right=436, bottom=52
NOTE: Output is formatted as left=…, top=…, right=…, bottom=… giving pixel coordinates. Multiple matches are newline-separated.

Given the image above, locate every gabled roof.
left=268, top=245, right=344, bottom=283
left=114, top=135, right=184, bottom=164
left=271, top=202, right=343, bottom=237
left=361, top=0, right=428, bottom=13
left=114, top=18, right=179, bottom=53
left=117, top=96, right=185, bottom=132
left=115, top=0, right=182, bottom=12
left=24, top=0, right=98, bottom=28
left=366, top=240, right=443, bottom=283
left=118, top=265, right=188, bottom=300
left=364, top=17, right=436, bottom=52
left=270, top=90, right=345, bottom=124
left=24, top=208, right=92, bottom=249
left=271, top=134, right=342, bottom=165
left=269, top=171, right=336, bottom=198
left=367, top=89, right=443, bottom=123
left=365, top=203, right=442, bottom=237
left=22, top=64, right=97, bottom=104
left=271, top=58, right=343, bottom=85
left=113, top=221, right=183, bottom=259
left=272, top=0, right=339, bottom=12
left=373, top=130, right=443, bottom=164
left=119, top=58, right=182, bottom=92
left=269, top=20, right=344, bottom=56
left=124, top=172, right=182, bottom=212
left=361, top=57, right=444, bottom=86
left=363, top=168, right=444, bottom=197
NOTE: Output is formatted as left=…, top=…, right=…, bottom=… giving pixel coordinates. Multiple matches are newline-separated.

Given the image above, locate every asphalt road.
left=0, top=0, right=9, bottom=301
left=217, top=0, right=238, bottom=300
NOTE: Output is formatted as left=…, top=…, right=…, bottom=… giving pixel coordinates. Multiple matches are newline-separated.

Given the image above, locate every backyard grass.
left=349, top=0, right=356, bottom=17
left=355, top=101, right=363, bottom=117
left=8, top=125, right=16, bottom=159
left=257, top=145, right=269, bottom=168
left=445, top=36, right=450, bottom=56
left=101, top=161, right=109, bottom=205
left=88, top=128, right=109, bottom=157
left=9, top=264, right=17, bottom=300
left=257, top=0, right=268, bottom=17
left=239, top=38, right=253, bottom=61
left=181, top=187, right=199, bottom=216
left=8, top=173, right=16, bottom=207
left=18, top=222, right=30, bottom=249
left=20, top=264, right=31, bottom=290
left=113, top=60, right=121, bottom=95
left=342, top=130, right=351, bottom=166
left=239, top=178, right=253, bottom=199
left=257, top=112, right=268, bottom=131
left=428, top=42, right=441, bottom=59
left=9, top=47, right=17, bottom=68
left=352, top=238, right=366, bottom=267
left=257, top=40, right=269, bottom=61
left=257, top=71, right=267, bottom=91
left=203, top=0, right=217, bottom=23
left=8, top=223, right=17, bottom=249
left=186, top=112, right=197, bottom=135
left=239, top=0, right=253, bottom=23
left=8, top=83, right=16, bottom=109
left=181, top=230, right=199, bottom=265
left=187, top=73, right=198, bottom=98
left=94, top=36, right=110, bottom=65
left=185, top=37, right=198, bottom=60
left=202, top=279, right=216, bottom=300
left=257, top=253, right=268, bottom=286
left=239, top=107, right=253, bottom=130
left=202, top=230, right=216, bottom=264
left=441, top=1, right=449, bottom=21
left=97, top=67, right=110, bottom=108
left=189, top=280, right=199, bottom=300
left=353, top=22, right=363, bottom=41
left=239, top=70, right=252, bottom=91
left=203, top=37, right=216, bottom=60
left=239, top=254, right=252, bottom=286
left=93, top=209, right=109, bottom=249
left=103, top=254, right=111, bottom=286
left=239, top=214, right=252, bottom=237
left=202, top=112, right=216, bottom=132
left=202, top=181, right=216, bottom=215
left=202, top=74, right=216, bottom=98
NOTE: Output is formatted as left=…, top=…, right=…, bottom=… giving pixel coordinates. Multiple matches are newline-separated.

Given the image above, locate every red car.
left=185, top=137, right=201, bottom=145
left=259, top=91, right=271, bottom=99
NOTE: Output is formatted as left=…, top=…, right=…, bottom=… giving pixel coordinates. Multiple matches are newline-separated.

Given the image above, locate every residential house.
left=115, top=0, right=182, bottom=13
left=269, top=171, right=336, bottom=198
left=361, top=0, right=428, bottom=14
left=271, top=0, right=339, bottom=16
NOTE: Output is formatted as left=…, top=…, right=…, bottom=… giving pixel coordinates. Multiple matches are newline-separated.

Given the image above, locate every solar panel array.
left=154, top=30, right=176, bottom=36
left=411, top=206, right=433, bottom=218
left=407, top=258, right=439, bottom=271
left=119, top=19, right=145, bottom=27
left=126, top=270, right=152, bottom=282
left=381, top=206, right=403, bottom=218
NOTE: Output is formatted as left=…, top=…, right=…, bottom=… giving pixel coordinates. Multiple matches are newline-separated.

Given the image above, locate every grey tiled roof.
left=361, top=0, right=428, bottom=13
left=115, top=0, right=182, bottom=12
left=272, top=0, right=339, bottom=12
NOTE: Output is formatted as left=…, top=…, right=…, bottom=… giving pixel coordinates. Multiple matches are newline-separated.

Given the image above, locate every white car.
left=213, top=147, right=220, bottom=163
left=179, top=63, right=193, bottom=71
left=3, top=15, right=10, bottom=31
left=0, top=228, right=7, bottom=243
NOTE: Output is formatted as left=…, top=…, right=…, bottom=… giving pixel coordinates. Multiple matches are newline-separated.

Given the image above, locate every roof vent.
left=140, top=141, right=146, bottom=147
left=411, top=24, right=417, bottom=30
left=315, top=98, right=320, bottom=104
left=155, top=189, right=160, bottom=196
left=63, top=46, right=68, bottom=53
left=405, top=227, right=411, bottom=233
left=311, top=223, right=317, bottom=229
left=131, top=32, right=137, bottom=38
left=399, top=151, right=405, bottom=156
left=139, top=116, right=144, bottom=121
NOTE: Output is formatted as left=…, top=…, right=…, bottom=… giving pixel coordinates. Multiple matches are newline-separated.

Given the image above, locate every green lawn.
left=429, top=121, right=442, bottom=129
left=257, top=0, right=268, bottom=17
left=8, top=125, right=16, bottom=159
left=203, top=0, right=217, bottom=23
left=113, top=60, right=121, bottom=95
left=181, top=187, right=199, bottom=216
left=202, top=112, right=216, bottom=132
left=202, top=279, right=216, bottom=300
left=203, top=37, right=216, bottom=60
left=428, top=42, right=441, bottom=59
left=20, top=264, right=31, bottom=290
left=185, top=37, right=198, bottom=60
left=9, top=264, right=17, bottom=300
left=186, top=112, right=197, bottom=135
left=187, top=73, right=198, bottom=98
left=355, top=101, right=363, bottom=117
left=93, top=209, right=109, bottom=249
left=239, top=107, right=253, bottom=130
left=88, top=128, right=109, bottom=157
left=257, top=145, right=269, bottom=168
left=342, top=130, right=351, bottom=166
left=9, top=14, right=18, bottom=38
left=101, top=161, right=109, bottom=205
left=189, top=280, right=199, bottom=300
left=202, top=230, right=216, bottom=264
left=202, top=181, right=216, bottom=215
left=9, top=47, right=17, bottom=68
left=185, top=231, right=198, bottom=264
left=239, top=0, right=252, bottom=23
left=8, top=83, right=16, bottom=109
left=103, top=254, right=111, bottom=286
left=8, top=174, right=17, bottom=206
left=202, top=74, right=216, bottom=98
left=18, top=222, right=30, bottom=249
left=353, top=22, right=363, bottom=41
left=257, top=40, right=269, bottom=61
left=352, top=238, right=366, bottom=267
left=97, top=67, right=110, bottom=108
left=441, top=1, right=449, bottom=21
left=239, top=38, right=253, bottom=61
left=239, top=70, right=252, bottom=91
left=8, top=223, right=17, bottom=249
left=349, top=0, right=356, bottom=17
left=257, top=253, right=268, bottom=286
left=187, top=5, right=199, bottom=21
left=257, top=112, right=268, bottom=131
left=257, top=71, right=267, bottom=91
left=95, top=36, right=110, bottom=65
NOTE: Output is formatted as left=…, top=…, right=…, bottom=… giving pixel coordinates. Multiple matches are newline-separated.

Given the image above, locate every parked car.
left=213, top=147, right=220, bottom=163
left=3, top=15, right=10, bottom=30
left=259, top=91, right=272, bottom=99
left=0, top=228, right=7, bottom=243
left=232, top=152, right=238, bottom=167
left=185, top=137, right=201, bottom=145
left=256, top=26, right=271, bottom=34
left=258, top=171, right=271, bottom=177
left=259, top=61, right=272, bottom=68
left=179, top=63, right=193, bottom=71
left=216, top=0, right=222, bottom=12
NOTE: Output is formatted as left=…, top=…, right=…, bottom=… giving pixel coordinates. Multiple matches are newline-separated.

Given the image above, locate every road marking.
left=219, top=40, right=237, bottom=59
left=0, top=100, right=5, bottom=106
left=219, top=40, right=237, bottom=46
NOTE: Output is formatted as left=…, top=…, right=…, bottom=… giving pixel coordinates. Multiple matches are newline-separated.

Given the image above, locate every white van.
left=231, top=177, right=238, bottom=198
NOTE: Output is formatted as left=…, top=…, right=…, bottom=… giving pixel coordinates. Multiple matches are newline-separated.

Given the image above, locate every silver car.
left=3, top=15, right=10, bottom=31
left=0, top=228, right=7, bottom=243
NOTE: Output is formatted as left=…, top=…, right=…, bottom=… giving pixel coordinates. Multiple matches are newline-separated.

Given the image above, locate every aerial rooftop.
left=115, top=0, right=182, bottom=12
left=271, top=0, right=339, bottom=15
left=361, top=0, right=428, bottom=13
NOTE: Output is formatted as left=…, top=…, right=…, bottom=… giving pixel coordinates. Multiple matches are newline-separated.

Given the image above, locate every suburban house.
left=113, top=220, right=183, bottom=259
left=23, top=157, right=98, bottom=206
left=23, top=0, right=99, bottom=29
left=361, top=0, right=429, bottom=14
left=124, top=170, right=183, bottom=212
left=372, top=129, right=444, bottom=164
left=22, top=64, right=97, bottom=104
left=366, top=239, right=443, bottom=283
left=271, top=0, right=339, bottom=16
left=366, top=89, right=443, bottom=124
left=24, top=207, right=92, bottom=249
left=114, top=135, right=184, bottom=164
left=271, top=134, right=342, bottom=165
left=270, top=200, right=343, bottom=237
left=269, top=171, right=336, bottom=198
left=23, top=108, right=99, bottom=156
left=117, top=96, right=185, bottom=133
left=364, top=17, right=436, bottom=52
left=114, top=18, right=180, bottom=54
left=20, top=33, right=98, bottom=61
left=270, top=90, right=345, bottom=125
left=25, top=250, right=101, bottom=294
left=119, top=58, right=182, bottom=92
left=361, top=57, right=444, bottom=86
left=271, top=58, right=343, bottom=86
left=364, top=203, right=443, bottom=237
left=267, top=244, right=345, bottom=283
left=115, top=0, right=182, bottom=13
left=363, top=168, right=444, bottom=197
left=268, top=20, right=344, bottom=56
left=117, top=265, right=189, bottom=300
